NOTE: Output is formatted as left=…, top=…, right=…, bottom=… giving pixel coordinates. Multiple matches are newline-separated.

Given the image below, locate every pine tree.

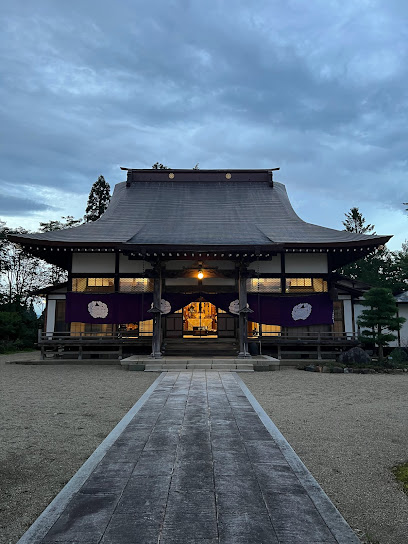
left=357, top=287, right=405, bottom=362
left=84, top=176, right=111, bottom=222
left=343, top=207, right=375, bottom=234
left=152, top=162, right=170, bottom=169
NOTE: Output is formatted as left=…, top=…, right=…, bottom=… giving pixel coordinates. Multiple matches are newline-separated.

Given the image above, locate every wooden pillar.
left=149, top=265, right=163, bottom=358
left=238, top=264, right=252, bottom=358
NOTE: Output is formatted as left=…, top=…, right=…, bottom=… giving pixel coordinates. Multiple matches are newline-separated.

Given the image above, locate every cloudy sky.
left=1, top=0, right=407, bottom=249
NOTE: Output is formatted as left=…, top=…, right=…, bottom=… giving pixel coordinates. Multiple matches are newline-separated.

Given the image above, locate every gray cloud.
left=0, top=193, right=56, bottom=215
left=0, top=0, right=407, bottom=234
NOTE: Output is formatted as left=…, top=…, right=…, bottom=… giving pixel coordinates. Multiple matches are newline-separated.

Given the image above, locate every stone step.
left=144, top=362, right=254, bottom=372
left=122, top=355, right=277, bottom=372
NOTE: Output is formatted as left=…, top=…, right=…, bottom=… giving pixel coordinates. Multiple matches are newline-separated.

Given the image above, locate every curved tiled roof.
left=12, top=178, right=391, bottom=248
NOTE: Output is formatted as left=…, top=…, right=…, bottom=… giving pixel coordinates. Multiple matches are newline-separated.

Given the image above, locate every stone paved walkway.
left=18, top=371, right=360, bottom=544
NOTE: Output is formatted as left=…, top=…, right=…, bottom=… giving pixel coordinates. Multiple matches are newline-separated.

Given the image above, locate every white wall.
left=119, top=255, right=152, bottom=273
left=46, top=299, right=56, bottom=337
left=72, top=253, right=115, bottom=273
left=353, top=301, right=408, bottom=348
left=391, top=304, right=408, bottom=347
left=285, top=253, right=328, bottom=273
left=398, top=305, right=408, bottom=346
left=339, top=295, right=354, bottom=336
left=248, top=258, right=281, bottom=273
left=202, top=278, right=235, bottom=286
left=353, top=303, right=364, bottom=335
left=165, top=278, right=198, bottom=286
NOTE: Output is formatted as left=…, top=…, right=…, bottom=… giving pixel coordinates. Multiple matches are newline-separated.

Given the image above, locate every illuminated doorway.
left=183, top=301, right=217, bottom=338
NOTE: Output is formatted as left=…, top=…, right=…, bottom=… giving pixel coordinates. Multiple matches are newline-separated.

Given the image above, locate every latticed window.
left=248, top=322, right=281, bottom=337
left=246, top=278, right=281, bottom=293
left=69, top=322, right=113, bottom=336
left=285, top=278, right=327, bottom=293
left=70, top=322, right=84, bottom=334
left=119, top=278, right=153, bottom=293
left=139, top=319, right=153, bottom=335
left=72, top=278, right=115, bottom=293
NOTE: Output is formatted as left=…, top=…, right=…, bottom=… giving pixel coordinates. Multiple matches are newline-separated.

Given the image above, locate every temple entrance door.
left=183, top=301, right=217, bottom=338
left=217, top=312, right=236, bottom=338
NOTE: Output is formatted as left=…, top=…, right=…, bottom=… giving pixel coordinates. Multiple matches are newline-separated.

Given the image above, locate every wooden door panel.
left=166, top=315, right=183, bottom=338
left=218, top=314, right=235, bottom=337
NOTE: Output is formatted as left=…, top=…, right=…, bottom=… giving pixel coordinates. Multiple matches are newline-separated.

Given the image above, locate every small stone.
left=304, top=365, right=316, bottom=372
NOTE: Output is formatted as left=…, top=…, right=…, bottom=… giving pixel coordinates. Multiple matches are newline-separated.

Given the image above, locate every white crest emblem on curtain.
left=88, top=301, right=109, bottom=319
left=291, top=303, right=312, bottom=321
left=229, top=299, right=240, bottom=315
left=160, top=299, right=172, bottom=314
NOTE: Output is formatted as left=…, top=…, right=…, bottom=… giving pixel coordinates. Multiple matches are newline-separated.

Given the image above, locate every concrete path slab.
left=18, top=371, right=360, bottom=544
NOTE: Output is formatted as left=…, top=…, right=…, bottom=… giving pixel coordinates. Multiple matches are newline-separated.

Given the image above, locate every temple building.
left=11, top=168, right=391, bottom=361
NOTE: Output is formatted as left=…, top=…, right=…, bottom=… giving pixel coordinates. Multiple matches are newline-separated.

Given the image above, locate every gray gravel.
left=1, top=356, right=407, bottom=544
left=0, top=353, right=156, bottom=544
left=242, top=370, right=408, bottom=544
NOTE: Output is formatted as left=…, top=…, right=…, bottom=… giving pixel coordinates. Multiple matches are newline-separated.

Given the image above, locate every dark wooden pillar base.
left=149, top=265, right=163, bottom=359
left=238, top=264, right=253, bottom=359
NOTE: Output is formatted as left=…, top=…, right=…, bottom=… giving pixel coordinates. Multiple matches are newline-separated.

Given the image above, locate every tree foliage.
left=339, top=247, right=407, bottom=294
left=39, top=216, right=83, bottom=285
left=39, top=215, right=82, bottom=232
left=0, top=218, right=77, bottom=306
left=0, top=299, right=39, bottom=353
left=343, top=207, right=375, bottom=234
left=84, top=175, right=111, bottom=222
left=339, top=207, right=408, bottom=294
left=357, top=287, right=405, bottom=361
left=0, top=230, right=48, bottom=305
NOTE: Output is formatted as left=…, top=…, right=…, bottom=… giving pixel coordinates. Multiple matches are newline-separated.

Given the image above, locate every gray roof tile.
left=13, top=180, right=391, bottom=248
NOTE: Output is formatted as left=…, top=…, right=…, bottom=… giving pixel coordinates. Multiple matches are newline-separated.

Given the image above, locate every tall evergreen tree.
left=84, top=175, right=111, bottom=222
left=357, top=287, right=405, bottom=362
left=343, top=207, right=375, bottom=234
left=152, top=162, right=170, bottom=169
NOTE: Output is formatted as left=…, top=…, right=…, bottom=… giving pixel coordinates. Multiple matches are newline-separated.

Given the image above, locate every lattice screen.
left=72, top=278, right=115, bottom=292
left=285, top=278, right=328, bottom=293
left=119, top=278, right=153, bottom=293
left=139, top=319, right=153, bottom=335
left=246, top=278, right=281, bottom=293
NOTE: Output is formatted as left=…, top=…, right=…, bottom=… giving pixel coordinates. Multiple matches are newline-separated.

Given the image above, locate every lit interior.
left=183, top=301, right=217, bottom=337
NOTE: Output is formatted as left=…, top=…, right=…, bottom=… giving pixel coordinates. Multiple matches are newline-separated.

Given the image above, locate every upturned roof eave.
left=10, top=235, right=392, bottom=251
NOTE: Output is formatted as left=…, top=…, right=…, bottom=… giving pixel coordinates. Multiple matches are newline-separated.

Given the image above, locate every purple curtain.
left=65, top=292, right=333, bottom=327
left=248, top=293, right=333, bottom=327
left=65, top=292, right=153, bottom=324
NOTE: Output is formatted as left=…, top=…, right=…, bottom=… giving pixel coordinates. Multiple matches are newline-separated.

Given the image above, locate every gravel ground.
left=242, top=370, right=408, bottom=544
left=1, top=357, right=407, bottom=544
left=0, top=353, right=156, bottom=544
